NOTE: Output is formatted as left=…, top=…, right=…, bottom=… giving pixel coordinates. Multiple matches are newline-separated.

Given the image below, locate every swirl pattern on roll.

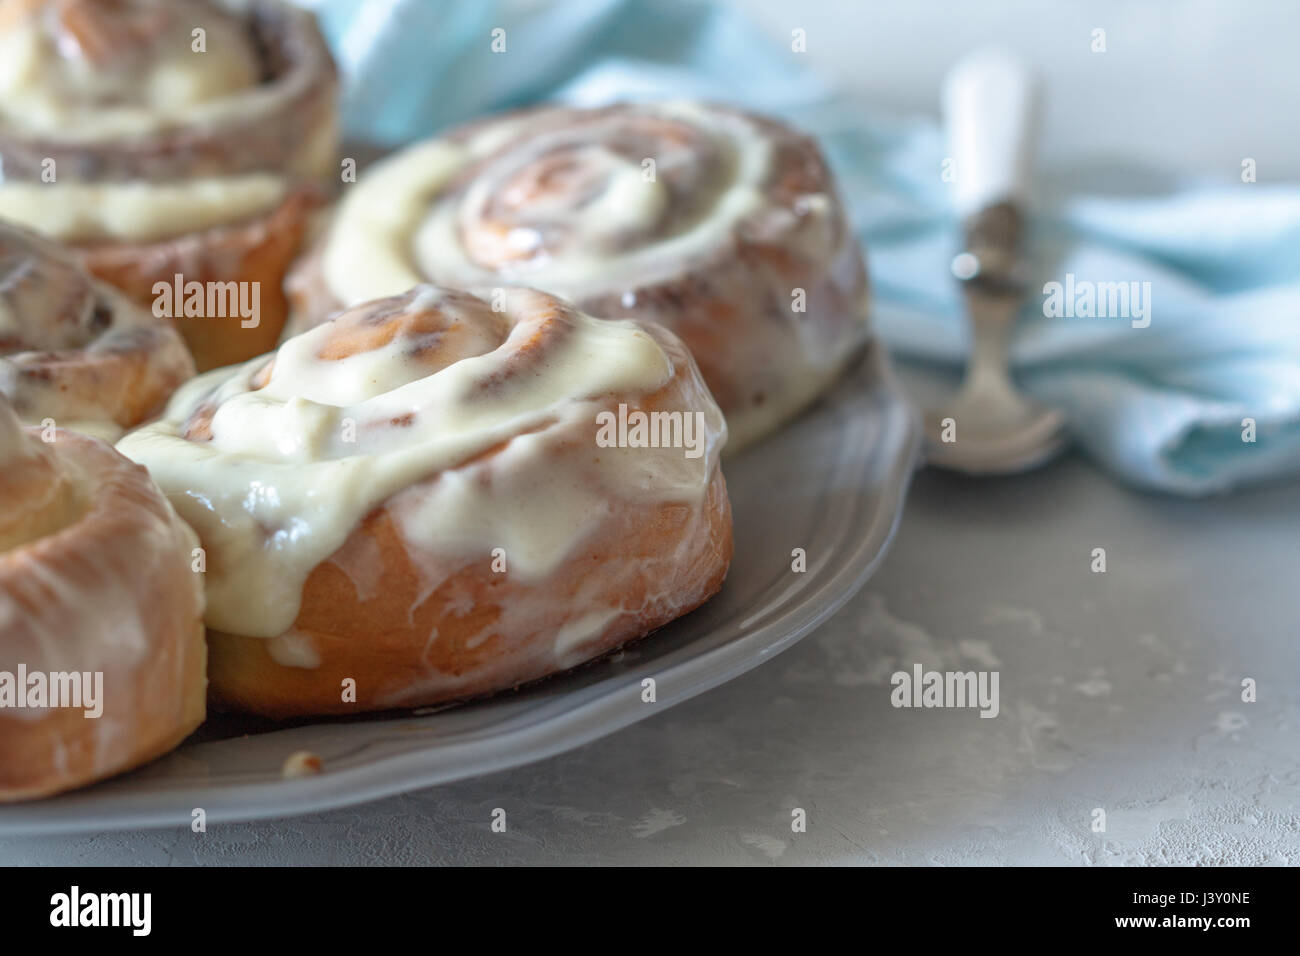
left=0, top=401, right=207, bottom=800
left=0, top=0, right=337, bottom=185
left=120, top=285, right=732, bottom=715
left=289, top=102, right=870, bottom=450
left=0, top=0, right=340, bottom=369
left=0, top=222, right=194, bottom=438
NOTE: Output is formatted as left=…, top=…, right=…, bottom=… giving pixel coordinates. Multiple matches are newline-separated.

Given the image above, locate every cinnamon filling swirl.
left=0, top=0, right=339, bottom=369
left=291, top=102, right=869, bottom=450
left=118, top=286, right=723, bottom=640
left=0, top=222, right=193, bottom=438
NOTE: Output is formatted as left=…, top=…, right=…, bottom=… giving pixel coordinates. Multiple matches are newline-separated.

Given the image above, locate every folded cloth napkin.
left=303, top=0, right=1300, bottom=495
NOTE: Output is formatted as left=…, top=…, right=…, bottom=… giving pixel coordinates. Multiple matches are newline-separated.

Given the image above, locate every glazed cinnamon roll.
left=119, top=285, right=732, bottom=718
left=0, top=400, right=206, bottom=801
left=0, top=0, right=339, bottom=370
left=0, top=221, right=193, bottom=440
left=286, top=102, right=870, bottom=450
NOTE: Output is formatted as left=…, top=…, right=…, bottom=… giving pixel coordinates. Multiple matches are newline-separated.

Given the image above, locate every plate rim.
left=0, top=347, right=921, bottom=835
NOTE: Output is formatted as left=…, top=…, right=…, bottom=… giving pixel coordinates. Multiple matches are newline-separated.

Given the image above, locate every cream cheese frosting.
left=118, top=286, right=726, bottom=639
left=0, top=174, right=289, bottom=243
left=304, top=101, right=870, bottom=450
left=0, top=0, right=260, bottom=141
left=0, top=0, right=338, bottom=243
left=320, top=102, right=781, bottom=306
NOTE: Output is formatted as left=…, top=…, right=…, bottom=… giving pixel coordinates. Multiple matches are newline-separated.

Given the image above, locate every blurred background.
left=298, top=0, right=1300, bottom=496
left=739, top=0, right=1299, bottom=179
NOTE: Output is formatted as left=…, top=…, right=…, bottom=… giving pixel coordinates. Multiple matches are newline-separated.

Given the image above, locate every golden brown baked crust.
left=0, top=411, right=206, bottom=801
left=208, top=473, right=731, bottom=717
left=0, top=0, right=339, bottom=371
left=78, top=186, right=320, bottom=371
left=0, top=221, right=195, bottom=433
left=121, top=286, right=734, bottom=718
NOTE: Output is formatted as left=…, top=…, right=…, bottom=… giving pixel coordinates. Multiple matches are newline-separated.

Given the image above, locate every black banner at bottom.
left=0, top=864, right=1279, bottom=941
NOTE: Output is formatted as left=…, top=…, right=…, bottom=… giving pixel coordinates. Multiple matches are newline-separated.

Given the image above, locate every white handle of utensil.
left=943, top=48, right=1037, bottom=217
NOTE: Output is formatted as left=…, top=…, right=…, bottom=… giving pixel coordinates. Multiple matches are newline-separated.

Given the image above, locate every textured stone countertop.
left=5, top=452, right=1297, bottom=865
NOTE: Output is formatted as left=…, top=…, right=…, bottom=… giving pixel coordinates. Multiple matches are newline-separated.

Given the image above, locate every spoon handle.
left=943, top=48, right=1038, bottom=219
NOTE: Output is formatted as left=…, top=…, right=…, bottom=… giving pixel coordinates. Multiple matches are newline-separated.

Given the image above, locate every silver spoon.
left=924, top=50, right=1067, bottom=474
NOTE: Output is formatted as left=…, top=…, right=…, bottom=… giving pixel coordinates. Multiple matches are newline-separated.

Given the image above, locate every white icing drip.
left=389, top=416, right=612, bottom=583
left=267, top=629, right=321, bottom=669
left=0, top=174, right=287, bottom=243
left=319, top=140, right=468, bottom=304
left=553, top=608, right=621, bottom=659
left=118, top=287, right=724, bottom=639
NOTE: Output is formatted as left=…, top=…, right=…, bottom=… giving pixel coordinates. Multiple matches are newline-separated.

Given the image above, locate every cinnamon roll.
left=0, top=0, right=339, bottom=370
left=287, top=102, right=870, bottom=450
left=0, top=400, right=206, bottom=801
left=0, top=221, right=194, bottom=440
left=119, top=285, right=732, bottom=717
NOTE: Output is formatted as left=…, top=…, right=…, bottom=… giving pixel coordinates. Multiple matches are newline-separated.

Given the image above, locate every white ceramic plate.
left=0, top=343, right=920, bottom=835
